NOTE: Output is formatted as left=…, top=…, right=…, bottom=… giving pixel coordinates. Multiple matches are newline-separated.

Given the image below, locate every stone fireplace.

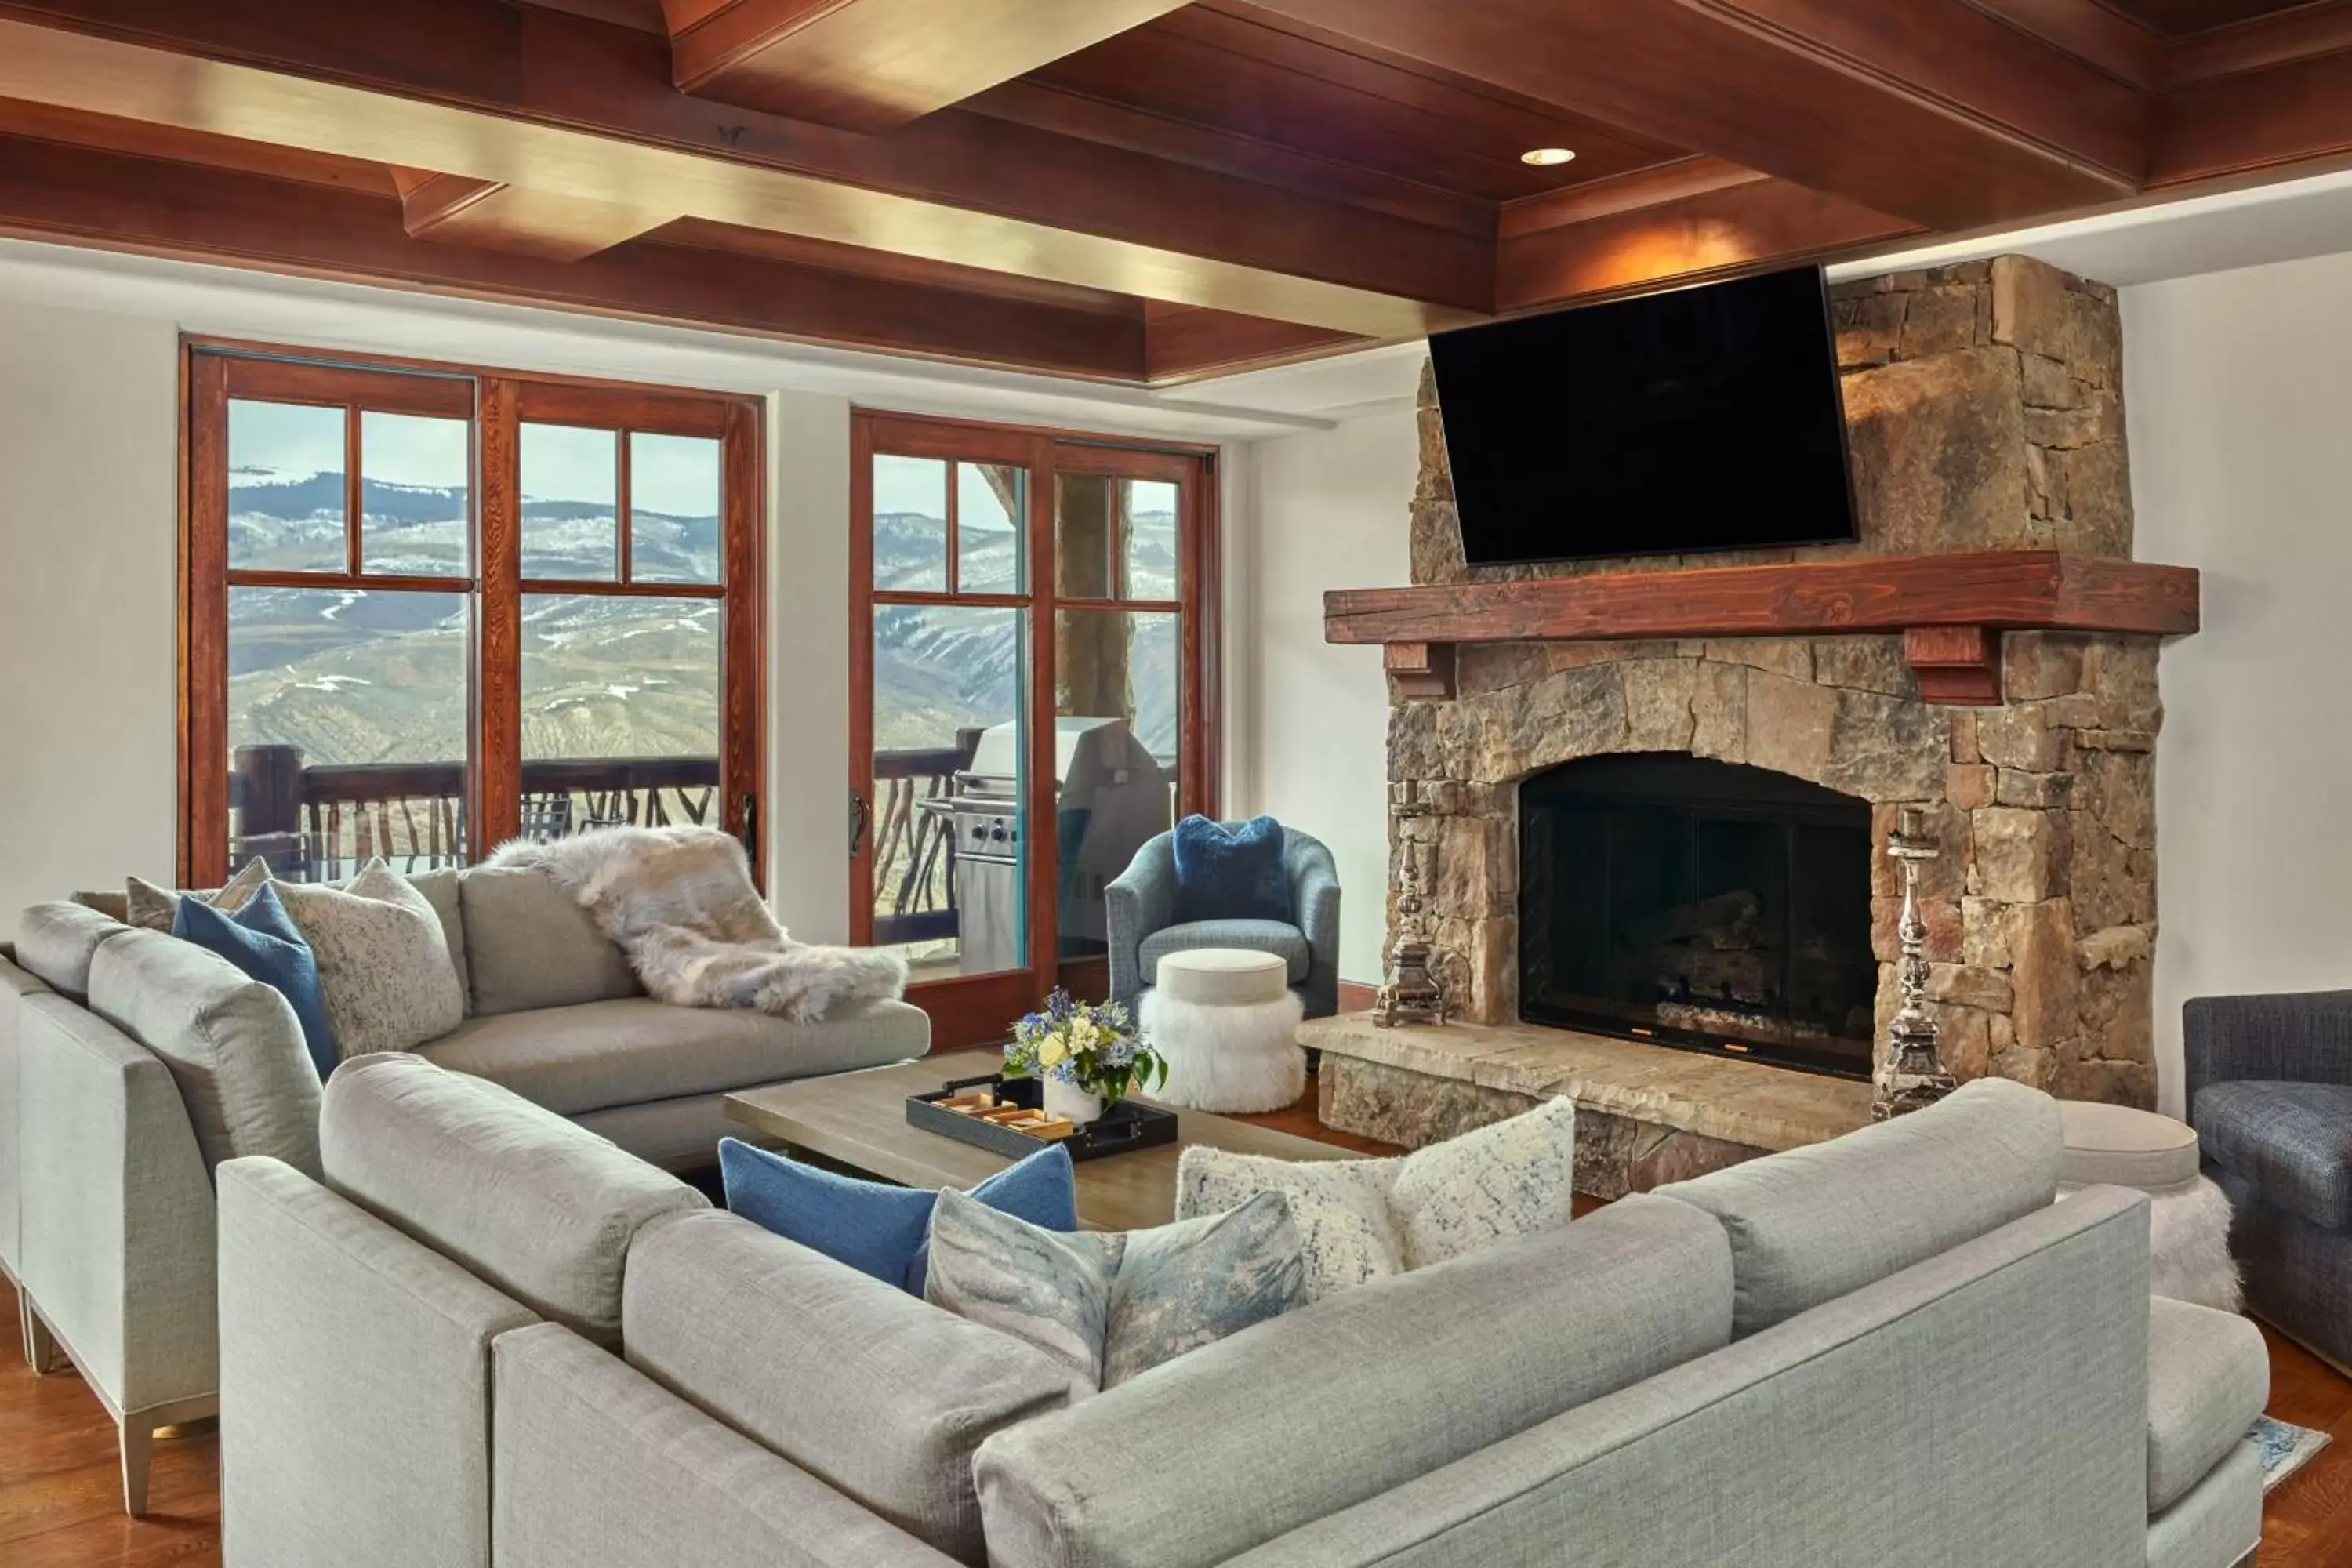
left=1305, top=256, right=2176, bottom=1193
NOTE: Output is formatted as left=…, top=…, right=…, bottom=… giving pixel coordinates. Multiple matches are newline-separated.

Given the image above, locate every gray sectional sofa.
left=216, top=1058, right=2267, bottom=1568
left=0, top=863, right=927, bottom=1512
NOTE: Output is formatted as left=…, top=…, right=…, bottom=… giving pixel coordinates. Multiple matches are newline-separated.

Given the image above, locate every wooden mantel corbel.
left=1326, top=550, right=2200, bottom=706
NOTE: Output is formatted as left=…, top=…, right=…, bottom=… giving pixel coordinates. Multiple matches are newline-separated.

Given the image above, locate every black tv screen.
left=1429, top=266, right=1856, bottom=566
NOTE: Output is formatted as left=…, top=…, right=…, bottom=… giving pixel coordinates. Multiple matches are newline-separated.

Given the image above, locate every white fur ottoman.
left=2058, top=1100, right=2241, bottom=1312
left=1140, top=949, right=1305, bottom=1114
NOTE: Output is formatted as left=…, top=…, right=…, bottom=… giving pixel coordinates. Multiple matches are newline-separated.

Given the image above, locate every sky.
left=227, top=397, right=721, bottom=517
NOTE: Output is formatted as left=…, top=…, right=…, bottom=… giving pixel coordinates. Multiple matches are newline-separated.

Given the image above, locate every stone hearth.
left=1358, top=256, right=2162, bottom=1162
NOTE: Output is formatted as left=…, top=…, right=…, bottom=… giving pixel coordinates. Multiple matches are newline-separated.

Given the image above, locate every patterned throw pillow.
left=276, top=859, right=466, bottom=1061
left=1176, top=1095, right=1578, bottom=1302
left=924, top=1186, right=1303, bottom=1397
left=719, top=1137, right=1077, bottom=1296
left=125, top=858, right=271, bottom=932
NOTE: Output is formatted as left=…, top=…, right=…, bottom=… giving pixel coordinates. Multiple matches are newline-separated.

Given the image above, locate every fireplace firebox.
left=1518, top=754, right=1877, bottom=1079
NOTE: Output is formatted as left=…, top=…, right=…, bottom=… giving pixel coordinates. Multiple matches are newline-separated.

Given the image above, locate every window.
left=182, top=347, right=763, bottom=888
left=850, top=412, right=1217, bottom=1038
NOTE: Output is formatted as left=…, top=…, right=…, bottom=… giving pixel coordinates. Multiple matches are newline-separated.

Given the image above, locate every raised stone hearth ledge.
left=1305, top=1012, right=1873, bottom=1200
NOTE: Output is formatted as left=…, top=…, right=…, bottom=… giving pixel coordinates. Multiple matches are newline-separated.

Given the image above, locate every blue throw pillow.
left=719, top=1137, right=1077, bottom=1296
left=1172, top=815, right=1292, bottom=924
left=172, top=884, right=339, bottom=1081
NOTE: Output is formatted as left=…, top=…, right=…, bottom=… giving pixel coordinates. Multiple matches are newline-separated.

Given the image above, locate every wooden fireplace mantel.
left=1325, top=550, right=2201, bottom=706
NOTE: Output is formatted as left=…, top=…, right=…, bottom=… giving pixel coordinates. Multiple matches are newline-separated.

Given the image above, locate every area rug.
left=2252, top=1415, right=2331, bottom=1493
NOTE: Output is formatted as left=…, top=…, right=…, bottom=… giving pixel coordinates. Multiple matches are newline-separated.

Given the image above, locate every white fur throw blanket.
left=487, top=826, right=907, bottom=1022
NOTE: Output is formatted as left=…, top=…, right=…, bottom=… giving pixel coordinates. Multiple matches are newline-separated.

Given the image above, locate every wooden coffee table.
left=724, top=1049, right=1358, bottom=1231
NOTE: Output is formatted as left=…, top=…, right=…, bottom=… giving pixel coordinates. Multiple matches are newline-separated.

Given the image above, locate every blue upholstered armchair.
left=2185, top=989, right=2352, bottom=1370
left=1105, top=824, right=1340, bottom=1020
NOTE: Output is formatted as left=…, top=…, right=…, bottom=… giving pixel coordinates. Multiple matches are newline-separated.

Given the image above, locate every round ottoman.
left=2058, top=1100, right=2241, bottom=1312
left=1139, top=949, right=1306, bottom=1114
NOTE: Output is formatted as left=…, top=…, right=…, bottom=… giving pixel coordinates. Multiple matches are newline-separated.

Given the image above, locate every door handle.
left=849, top=789, right=870, bottom=856
left=739, top=792, right=758, bottom=862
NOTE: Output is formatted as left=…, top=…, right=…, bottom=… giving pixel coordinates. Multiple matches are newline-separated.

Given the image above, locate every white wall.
left=1228, top=408, right=1417, bottom=985
left=2125, top=249, right=2352, bottom=1114
left=0, top=301, right=181, bottom=918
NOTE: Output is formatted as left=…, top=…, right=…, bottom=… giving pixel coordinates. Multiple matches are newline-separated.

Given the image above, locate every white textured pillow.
left=1177, top=1095, right=1577, bottom=1301
left=277, top=859, right=465, bottom=1060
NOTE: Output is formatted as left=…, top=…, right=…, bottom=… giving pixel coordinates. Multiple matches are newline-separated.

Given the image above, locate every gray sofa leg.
left=21, top=1294, right=57, bottom=1375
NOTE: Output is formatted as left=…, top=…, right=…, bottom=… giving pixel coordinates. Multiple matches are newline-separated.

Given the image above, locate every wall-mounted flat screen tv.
left=1429, top=265, right=1857, bottom=566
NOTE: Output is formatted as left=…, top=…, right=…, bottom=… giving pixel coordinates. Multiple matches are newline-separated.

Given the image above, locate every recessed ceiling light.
left=1520, top=147, right=1577, bottom=167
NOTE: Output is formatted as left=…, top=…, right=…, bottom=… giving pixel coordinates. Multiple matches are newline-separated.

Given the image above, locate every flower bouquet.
left=1004, top=989, right=1168, bottom=1127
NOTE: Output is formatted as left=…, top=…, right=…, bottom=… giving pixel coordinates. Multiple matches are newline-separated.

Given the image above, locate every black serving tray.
left=906, top=1071, right=1178, bottom=1163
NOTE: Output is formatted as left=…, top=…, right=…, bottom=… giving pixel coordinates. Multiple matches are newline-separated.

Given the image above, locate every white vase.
left=1044, top=1077, right=1104, bottom=1127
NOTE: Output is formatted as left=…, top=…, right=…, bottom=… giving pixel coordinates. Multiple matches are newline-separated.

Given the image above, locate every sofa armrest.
left=2183, top=990, right=2352, bottom=1108
left=1105, top=831, right=1176, bottom=1008
left=218, top=1157, right=539, bottom=1568
left=495, top=1323, right=964, bottom=1568
left=18, top=994, right=217, bottom=1413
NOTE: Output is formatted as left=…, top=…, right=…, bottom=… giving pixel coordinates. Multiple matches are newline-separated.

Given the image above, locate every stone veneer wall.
left=1391, top=256, right=2161, bottom=1109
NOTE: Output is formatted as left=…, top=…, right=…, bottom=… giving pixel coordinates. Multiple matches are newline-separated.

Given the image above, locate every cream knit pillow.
left=1175, top=1095, right=1578, bottom=1302
left=276, top=859, right=466, bottom=1061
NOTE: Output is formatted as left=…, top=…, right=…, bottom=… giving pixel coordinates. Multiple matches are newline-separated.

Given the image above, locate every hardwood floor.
left=0, top=1281, right=220, bottom=1567
left=1, top=1076, right=2345, bottom=1563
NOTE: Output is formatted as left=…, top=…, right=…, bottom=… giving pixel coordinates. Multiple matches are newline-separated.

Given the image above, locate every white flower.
left=1036, top=1036, right=1069, bottom=1067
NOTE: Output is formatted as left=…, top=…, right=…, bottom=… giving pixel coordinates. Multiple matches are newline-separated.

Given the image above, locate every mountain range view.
left=227, top=467, right=1181, bottom=783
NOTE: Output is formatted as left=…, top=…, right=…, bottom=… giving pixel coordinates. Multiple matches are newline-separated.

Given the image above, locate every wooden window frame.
left=848, top=410, right=1219, bottom=1043
left=180, top=338, right=765, bottom=890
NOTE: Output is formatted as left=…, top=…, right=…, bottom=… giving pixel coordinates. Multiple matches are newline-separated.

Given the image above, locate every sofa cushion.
left=456, top=866, right=639, bottom=1016
left=1171, top=815, right=1291, bottom=924
left=623, top=1207, right=1073, bottom=1565
left=417, top=996, right=926, bottom=1118
left=974, top=1195, right=1732, bottom=1568
left=1140, top=920, right=1308, bottom=986
left=2147, top=1295, right=2269, bottom=1512
left=15, top=901, right=133, bottom=1000
left=86, top=927, right=323, bottom=1177
left=320, top=1053, right=706, bottom=1346
left=1653, top=1075, right=2063, bottom=1336
left=172, top=884, right=337, bottom=1080
left=2194, top=1081, right=2352, bottom=1232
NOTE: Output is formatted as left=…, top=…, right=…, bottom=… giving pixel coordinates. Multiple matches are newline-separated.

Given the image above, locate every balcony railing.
left=227, top=742, right=974, bottom=949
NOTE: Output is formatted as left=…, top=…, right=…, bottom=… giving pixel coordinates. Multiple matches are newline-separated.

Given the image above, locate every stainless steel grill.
left=921, top=716, right=1171, bottom=975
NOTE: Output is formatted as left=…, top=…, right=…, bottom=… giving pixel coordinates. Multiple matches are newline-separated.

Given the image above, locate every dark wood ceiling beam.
left=0, top=2, right=1491, bottom=335
left=1243, top=0, right=2145, bottom=229
left=0, top=130, right=1152, bottom=379
left=2151, top=42, right=2352, bottom=185
left=662, top=0, right=1192, bottom=131
left=1967, top=0, right=2167, bottom=89
left=1497, top=161, right=1919, bottom=314
left=2163, top=0, right=2352, bottom=85
left=1142, top=303, right=1364, bottom=383
left=387, top=168, right=675, bottom=260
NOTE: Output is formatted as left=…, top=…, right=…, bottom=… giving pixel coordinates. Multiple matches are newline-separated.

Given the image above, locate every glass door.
left=849, top=415, right=1217, bottom=1047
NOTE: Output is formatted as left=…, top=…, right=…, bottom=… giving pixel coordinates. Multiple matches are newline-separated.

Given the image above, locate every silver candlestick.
left=1374, top=789, right=1450, bottom=1028
left=1875, top=805, right=1958, bottom=1121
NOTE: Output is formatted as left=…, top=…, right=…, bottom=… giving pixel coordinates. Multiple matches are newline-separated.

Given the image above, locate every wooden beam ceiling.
left=664, top=0, right=1196, bottom=131
left=0, top=0, right=2347, bottom=383
left=1241, top=0, right=2146, bottom=229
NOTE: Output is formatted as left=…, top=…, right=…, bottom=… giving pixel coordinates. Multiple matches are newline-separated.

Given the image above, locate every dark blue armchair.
left=2186, top=989, right=2352, bottom=1370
